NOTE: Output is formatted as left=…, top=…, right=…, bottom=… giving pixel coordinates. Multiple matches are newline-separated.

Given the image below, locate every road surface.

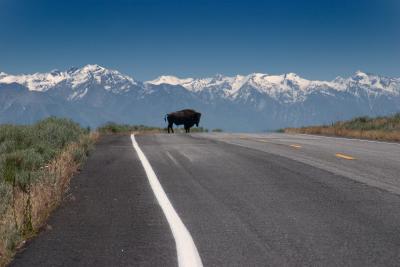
left=10, top=133, right=400, bottom=266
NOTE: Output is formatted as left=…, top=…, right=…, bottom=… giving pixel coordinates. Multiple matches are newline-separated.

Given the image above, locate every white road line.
left=166, top=151, right=180, bottom=166
left=131, top=134, right=203, bottom=267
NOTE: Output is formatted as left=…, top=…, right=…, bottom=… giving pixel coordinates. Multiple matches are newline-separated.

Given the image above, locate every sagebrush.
left=0, top=117, right=96, bottom=266
left=285, top=113, right=400, bottom=142
left=97, top=122, right=209, bottom=134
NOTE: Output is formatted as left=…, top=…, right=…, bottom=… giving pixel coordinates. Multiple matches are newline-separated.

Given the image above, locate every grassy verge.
left=97, top=122, right=209, bottom=134
left=284, top=113, right=400, bottom=142
left=0, top=117, right=97, bottom=266
left=97, top=122, right=163, bottom=134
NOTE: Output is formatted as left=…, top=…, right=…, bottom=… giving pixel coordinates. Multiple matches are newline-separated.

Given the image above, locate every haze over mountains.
left=1, top=64, right=399, bottom=131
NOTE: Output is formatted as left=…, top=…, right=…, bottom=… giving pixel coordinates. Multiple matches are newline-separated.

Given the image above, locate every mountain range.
left=1, top=64, right=399, bottom=131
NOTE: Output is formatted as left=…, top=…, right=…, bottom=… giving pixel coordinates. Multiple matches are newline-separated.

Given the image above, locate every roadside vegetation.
left=0, top=117, right=97, bottom=266
left=285, top=113, right=400, bottom=142
left=97, top=122, right=210, bottom=134
left=188, top=127, right=209, bottom=133
left=97, top=122, right=163, bottom=134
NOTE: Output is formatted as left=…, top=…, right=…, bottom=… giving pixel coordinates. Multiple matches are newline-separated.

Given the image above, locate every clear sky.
left=1, top=0, right=399, bottom=80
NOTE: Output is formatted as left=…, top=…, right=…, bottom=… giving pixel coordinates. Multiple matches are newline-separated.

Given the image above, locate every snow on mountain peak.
left=355, top=70, right=367, bottom=76
left=67, top=67, right=79, bottom=74
left=68, top=64, right=137, bottom=91
left=230, top=73, right=310, bottom=92
left=82, top=64, right=104, bottom=71
left=143, top=71, right=399, bottom=103
left=146, top=75, right=194, bottom=86
left=0, top=70, right=68, bottom=91
left=0, top=66, right=398, bottom=103
left=50, top=69, right=62, bottom=76
left=0, top=65, right=137, bottom=95
left=345, top=71, right=400, bottom=93
left=352, top=70, right=370, bottom=82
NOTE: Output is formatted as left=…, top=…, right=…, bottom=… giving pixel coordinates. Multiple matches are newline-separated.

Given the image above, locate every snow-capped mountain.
left=0, top=65, right=399, bottom=131
left=146, top=71, right=400, bottom=102
left=0, top=64, right=138, bottom=99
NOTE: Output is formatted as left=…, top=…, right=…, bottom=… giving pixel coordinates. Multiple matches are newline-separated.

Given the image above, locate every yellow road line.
left=290, top=144, right=302, bottom=149
left=335, top=153, right=356, bottom=160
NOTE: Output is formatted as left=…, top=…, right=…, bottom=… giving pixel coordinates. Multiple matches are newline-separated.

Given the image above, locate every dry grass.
left=97, top=122, right=209, bottom=135
left=97, top=122, right=163, bottom=135
left=0, top=128, right=98, bottom=266
left=285, top=113, right=400, bottom=142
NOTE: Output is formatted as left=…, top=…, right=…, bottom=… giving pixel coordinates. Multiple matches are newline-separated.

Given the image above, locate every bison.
left=164, top=109, right=201, bottom=133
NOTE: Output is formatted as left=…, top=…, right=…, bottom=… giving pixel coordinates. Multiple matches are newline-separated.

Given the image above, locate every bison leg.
left=167, top=123, right=173, bottom=133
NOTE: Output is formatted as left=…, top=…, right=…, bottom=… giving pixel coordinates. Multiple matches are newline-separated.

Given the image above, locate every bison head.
left=194, top=112, right=201, bottom=127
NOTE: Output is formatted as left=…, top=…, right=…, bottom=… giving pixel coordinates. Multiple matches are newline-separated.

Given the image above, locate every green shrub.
left=0, top=181, right=11, bottom=214
left=97, top=122, right=162, bottom=134
left=72, top=146, right=87, bottom=163
left=284, top=112, right=400, bottom=142
left=335, top=113, right=400, bottom=131
left=0, top=117, right=89, bottom=209
left=0, top=117, right=94, bottom=265
left=190, top=127, right=208, bottom=133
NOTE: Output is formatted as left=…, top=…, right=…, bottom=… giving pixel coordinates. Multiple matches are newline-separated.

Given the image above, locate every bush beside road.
left=285, top=113, right=400, bottom=142
left=0, top=117, right=97, bottom=266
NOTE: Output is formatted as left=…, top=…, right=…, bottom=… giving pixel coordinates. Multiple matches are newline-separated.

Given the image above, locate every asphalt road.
left=10, top=133, right=400, bottom=266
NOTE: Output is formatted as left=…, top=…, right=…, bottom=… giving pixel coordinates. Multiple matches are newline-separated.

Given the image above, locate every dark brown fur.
left=164, top=109, right=201, bottom=133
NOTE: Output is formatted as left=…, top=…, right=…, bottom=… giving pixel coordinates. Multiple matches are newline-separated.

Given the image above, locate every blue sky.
left=0, top=0, right=399, bottom=80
